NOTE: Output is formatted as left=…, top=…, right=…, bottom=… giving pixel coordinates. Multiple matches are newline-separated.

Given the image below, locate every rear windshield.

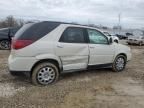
left=15, top=22, right=60, bottom=40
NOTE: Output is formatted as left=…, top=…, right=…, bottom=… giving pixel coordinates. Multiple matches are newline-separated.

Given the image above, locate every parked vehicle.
left=0, top=27, right=20, bottom=50
left=115, top=34, right=127, bottom=40
left=126, top=32, right=133, bottom=37
left=103, top=32, right=119, bottom=43
left=8, top=21, right=132, bottom=85
left=127, top=36, right=144, bottom=46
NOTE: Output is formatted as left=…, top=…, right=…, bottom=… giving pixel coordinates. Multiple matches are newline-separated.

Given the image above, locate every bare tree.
left=0, top=15, right=25, bottom=28
left=5, top=15, right=18, bottom=27
left=17, top=19, right=25, bottom=27
left=0, top=20, right=7, bottom=28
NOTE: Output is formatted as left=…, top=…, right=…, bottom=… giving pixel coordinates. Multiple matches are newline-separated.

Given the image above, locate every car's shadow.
left=60, top=68, right=113, bottom=80
left=0, top=72, right=32, bottom=87
left=2, top=68, right=116, bottom=87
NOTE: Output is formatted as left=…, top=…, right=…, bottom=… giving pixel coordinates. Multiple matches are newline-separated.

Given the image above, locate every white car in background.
left=103, top=32, right=119, bottom=43
left=8, top=21, right=131, bottom=85
left=127, top=36, right=144, bottom=46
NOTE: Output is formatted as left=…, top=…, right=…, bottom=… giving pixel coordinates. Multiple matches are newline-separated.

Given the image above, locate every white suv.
left=8, top=21, right=131, bottom=85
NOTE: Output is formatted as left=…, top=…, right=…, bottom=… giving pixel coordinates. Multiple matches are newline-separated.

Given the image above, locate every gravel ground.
left=0, top=43, right=144, bottom=108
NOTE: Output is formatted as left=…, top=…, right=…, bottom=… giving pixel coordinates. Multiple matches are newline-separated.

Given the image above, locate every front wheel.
left=112, top=55, right=127, bottom=72
left=31, top=62, right=59, bottom=85
left=114, top=40, right=118, bottom=43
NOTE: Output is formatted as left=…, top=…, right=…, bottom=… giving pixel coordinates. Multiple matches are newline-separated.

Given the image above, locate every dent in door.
left=61, top=46, right=89, bottom=71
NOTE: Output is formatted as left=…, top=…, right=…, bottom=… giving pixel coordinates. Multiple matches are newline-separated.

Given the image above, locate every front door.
left=87, top=29, right=115, bottom=65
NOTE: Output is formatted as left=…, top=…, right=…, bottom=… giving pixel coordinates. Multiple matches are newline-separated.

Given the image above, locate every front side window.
left=59, top=27, right=85, bottom=43
left=87, top=29, right=108, bottom=44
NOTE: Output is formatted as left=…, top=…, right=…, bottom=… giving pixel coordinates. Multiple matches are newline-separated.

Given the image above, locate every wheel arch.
left=115, top=53, right=127, bottom=61
left=30, top=58, right=62, bottom=77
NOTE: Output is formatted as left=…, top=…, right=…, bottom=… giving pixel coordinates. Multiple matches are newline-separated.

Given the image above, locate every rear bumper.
left=9, top=70, right=30, bottom=76
left=8, top=55, right=37, bottom=72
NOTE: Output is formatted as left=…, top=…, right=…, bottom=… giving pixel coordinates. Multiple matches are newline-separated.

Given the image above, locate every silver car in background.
left=127, top=36, right=144, bottom=46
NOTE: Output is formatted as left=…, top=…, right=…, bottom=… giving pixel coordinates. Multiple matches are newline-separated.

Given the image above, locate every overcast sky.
left=0, top=0, right=144, bottom=28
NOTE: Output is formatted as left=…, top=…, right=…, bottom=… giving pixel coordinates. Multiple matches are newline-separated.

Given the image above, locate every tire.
left=31, top=62, right=59, bottom=86
left=114, top=40, right=118, bottom=43
left=0, top=40, right=10, bottom=50
left=112, top=55, right=127, bottom=72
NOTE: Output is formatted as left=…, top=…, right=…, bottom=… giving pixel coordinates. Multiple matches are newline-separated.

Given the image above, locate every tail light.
left=12, top=39, right=34, bottom=50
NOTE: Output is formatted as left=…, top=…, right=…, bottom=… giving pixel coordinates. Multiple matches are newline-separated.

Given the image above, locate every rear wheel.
left=0, top=40, right=10, bottom=50
left=112, top=55, right=127, bottom=72
left=31, top=62, right=59, bottom=85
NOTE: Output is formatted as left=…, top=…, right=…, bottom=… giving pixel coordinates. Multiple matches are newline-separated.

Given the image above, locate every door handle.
left=57, top=45, right=63, bottom=48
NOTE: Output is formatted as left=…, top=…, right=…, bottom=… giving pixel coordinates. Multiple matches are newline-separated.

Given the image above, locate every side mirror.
left=109, top=37, right=113, bottom=44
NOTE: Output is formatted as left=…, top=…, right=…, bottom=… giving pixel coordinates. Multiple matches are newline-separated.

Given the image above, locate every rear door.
left=87, top=29, right=115, bottom=65
left=55, top=27, right=89, bottom=71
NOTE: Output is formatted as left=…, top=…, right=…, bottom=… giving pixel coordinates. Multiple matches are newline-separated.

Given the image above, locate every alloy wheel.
left=37, top=66, right=56, bottom=85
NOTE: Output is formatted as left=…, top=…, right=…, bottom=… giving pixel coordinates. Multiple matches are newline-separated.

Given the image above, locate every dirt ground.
left=0, top=43, right=144, bottom=108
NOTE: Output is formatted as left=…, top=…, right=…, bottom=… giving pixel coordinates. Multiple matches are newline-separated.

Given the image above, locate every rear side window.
left=59, top=27, right=85, bottom=43
left=15, top=22, right=60, bottom=40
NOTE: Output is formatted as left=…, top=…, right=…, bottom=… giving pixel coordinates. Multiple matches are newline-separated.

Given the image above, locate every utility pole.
left=118, top=13, right=121, bottom=34
left=118, top=13, right=121, bottom=26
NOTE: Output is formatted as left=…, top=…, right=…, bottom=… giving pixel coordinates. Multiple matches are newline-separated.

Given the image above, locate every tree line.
left=0, top=15, right=34, bottom=28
